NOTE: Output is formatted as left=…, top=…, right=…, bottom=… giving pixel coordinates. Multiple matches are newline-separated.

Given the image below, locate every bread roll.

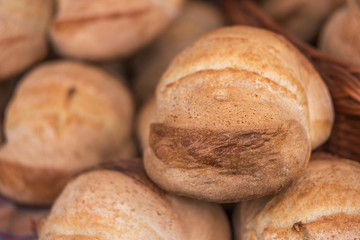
left=38, top=159, right=231, bottom=240
left=236, top=153, right=360, bottom=239
left=0, top=0, right=53, bottom=80
left=144, top=26, right=334, bottom=203
left=259, top=0, right=345, bottom=42
left=319, top=0, right=360, bottom=66
left=0, top=60, right=135, bottom=205
left=137, top=97, right=156, bottom=150
left=133, top=0, right=224, bottom=103
left=50, top=0, right=184, bottom=60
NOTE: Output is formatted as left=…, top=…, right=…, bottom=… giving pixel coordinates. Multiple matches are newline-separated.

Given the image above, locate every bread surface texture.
left=0, top=60, right=135, bottom=205
left=236, top=154, right=360, bottom=240
left=319, top=1, right=360, bottom=66
left=144, top=26, right=334, bottom=202
left=50, top=0, right=184, bottom=60
left=0, top=0, right=52, bottom=80
left=38, top=167, right=231, bottom=240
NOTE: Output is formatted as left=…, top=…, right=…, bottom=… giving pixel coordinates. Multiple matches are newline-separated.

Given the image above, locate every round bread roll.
left=0, top=60, right=135, bottom=205
left=50, top=0, right=184, bottom=60
left=133, top=0, right=224, bottom=103
left=235, top=153, right=360, bottom=239
left=319, top=0, right=360, bottom=66
left=0, top=0, right=53, bottom=81
left=137, top=97, right=156, bottom=150
left=259, top=0, right=345, bottom=42
left=38, top=160, right=231, bottom=240
left=144, top=26, right=334, bottom=203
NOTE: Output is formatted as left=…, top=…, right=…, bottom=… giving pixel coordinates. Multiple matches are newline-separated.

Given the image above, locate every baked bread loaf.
left=50, top=0, right=184, bottom=60
left=133, top=0, right=224, bottom=103
left=0, top=0, right=53, bottom=81
left=319, top=0, right=360, bottom=66
left=259, top=0, right=345, bottom=42
left=38, top=159, right=231, bottom=240
left=0, top=60, right=135, bottom=205
left=144, top=26, right=334, bottom=203
left=235, top=153, right=360, bottom=239
left=137, top=97, right=156, bottom=150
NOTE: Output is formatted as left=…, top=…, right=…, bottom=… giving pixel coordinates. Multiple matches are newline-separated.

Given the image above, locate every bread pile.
left=0, top=0, right=359, bottom=239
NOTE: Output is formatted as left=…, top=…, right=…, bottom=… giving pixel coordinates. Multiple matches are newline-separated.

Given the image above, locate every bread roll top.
left=39, top=164, right=231, bottom=240
left=156, top=26, right=333, bottom=149
left=2, top=61, right=134, bottom=170
left=238, top=155, right=360, bottom=239
left=51, top=0, right=183, bottom=60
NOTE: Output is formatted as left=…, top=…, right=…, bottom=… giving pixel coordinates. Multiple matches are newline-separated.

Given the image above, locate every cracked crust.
left=145, top=120, right=310, bottom=203
left=144, top=26, right=333, bottom=202
left=50, top=0, right=184, bottom=60
left=38, top=165, right=231, bottom=240
left=236, top=154, right=360, bottom=240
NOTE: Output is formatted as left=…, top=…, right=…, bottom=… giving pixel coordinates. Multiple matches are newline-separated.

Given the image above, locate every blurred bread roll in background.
left=145, top=26, right=334, bottom=203
left=235, top=153, right=360, bottom=239
left=0, top=60, right=135, bottom=205
left=319, top=0, right=360, bottom=66
left=0, top=0, right=53, bottom=81
left=39, top=159, right=231, bottom=240
left=50, top=0, right=184, bottom=61
left=137, top=97, right=156, bottom=150
left=133, top=0, right=224, bottom=103
left=259, top=0, right=345, bottom=42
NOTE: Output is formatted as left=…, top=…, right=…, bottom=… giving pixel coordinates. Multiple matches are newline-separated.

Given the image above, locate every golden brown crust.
left=145, top=26, right=333, bottom=202
left=0, top=61, right=135, bottom=205
left=236, top=155, right=360, bottom=240
left=319, top=2, right=360, bottom=66
left=0, top=0, right=53, bottom=80
left=150, top=122, right=307, bottom=175
left=38, top=169, right=231, bottom=240
left=50, top=0, right=184, bottom=60
left=146, top=119, right=310, bottom=203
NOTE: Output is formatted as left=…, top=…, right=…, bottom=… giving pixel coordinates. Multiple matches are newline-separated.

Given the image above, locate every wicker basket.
left=222, top=0, right=360, bottom=162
